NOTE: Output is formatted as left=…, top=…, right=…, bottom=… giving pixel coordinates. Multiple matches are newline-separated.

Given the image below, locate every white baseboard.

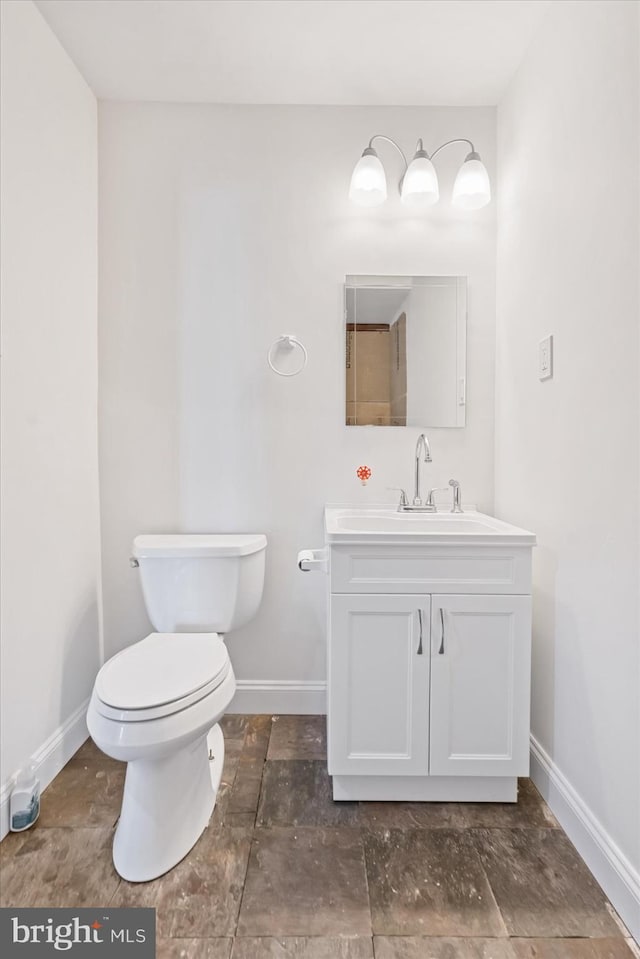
left=530, top=735, right=640, bottom=944
left=0, top=698, right=90, bottom=841
left=228, top=680, right=326, bottom=715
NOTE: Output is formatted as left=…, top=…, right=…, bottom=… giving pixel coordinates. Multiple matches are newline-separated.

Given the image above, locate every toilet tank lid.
left=133, top=533, right=267, bottom=558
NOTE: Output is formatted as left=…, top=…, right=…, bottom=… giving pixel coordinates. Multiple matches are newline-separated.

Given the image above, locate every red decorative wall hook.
left=356, top=465, right=372, bottom=486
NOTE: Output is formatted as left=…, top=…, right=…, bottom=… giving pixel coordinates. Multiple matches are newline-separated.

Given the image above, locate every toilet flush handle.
left=129, top=557, right=139, bottom=568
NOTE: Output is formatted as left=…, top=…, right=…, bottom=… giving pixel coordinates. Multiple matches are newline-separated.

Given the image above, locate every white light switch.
left=539, top=335, right=553, bottom=381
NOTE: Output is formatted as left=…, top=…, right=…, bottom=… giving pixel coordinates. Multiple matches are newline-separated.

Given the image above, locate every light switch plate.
left=539, top=335, right=553, bottom=381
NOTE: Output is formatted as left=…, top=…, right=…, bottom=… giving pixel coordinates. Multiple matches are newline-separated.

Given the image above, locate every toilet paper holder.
left=297, top=548, right=328, bottom=572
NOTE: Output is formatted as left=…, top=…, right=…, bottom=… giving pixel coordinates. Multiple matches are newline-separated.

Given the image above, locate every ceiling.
left=34, top=0, right=550, bottom=105
left=346, top=287, right=411, bottom=326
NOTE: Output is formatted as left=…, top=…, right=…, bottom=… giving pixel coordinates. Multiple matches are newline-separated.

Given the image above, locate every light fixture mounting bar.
left=429, top=138, right=476, bottom=161
left=368, top=135, right=408, bottom=187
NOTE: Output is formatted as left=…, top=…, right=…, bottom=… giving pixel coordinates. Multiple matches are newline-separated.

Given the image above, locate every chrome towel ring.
left=267, top=334, right=308, bottom=377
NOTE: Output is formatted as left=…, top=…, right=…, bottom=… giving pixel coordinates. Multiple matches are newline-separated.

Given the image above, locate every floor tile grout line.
left=467, top=825, right=628, bottom=941
left=107, top=878, right=122, bottom=907
left=370, top=933, right=635, bottom=939
left=231, top=717, right=273, bottom=937
left=358, top=826, right=375, bottom=941
left=251, top=719, right=274, bottom=828
left=251, top=746, right=269, bottom=829
left=466, top=828, right=511, bottom=939
left=224, top=715, right=272, bottom=824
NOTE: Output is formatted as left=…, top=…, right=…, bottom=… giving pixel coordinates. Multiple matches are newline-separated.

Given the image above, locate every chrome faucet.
left=413, top=433, right=432, bottom=506
left=388, top=433, right=437, bottom=512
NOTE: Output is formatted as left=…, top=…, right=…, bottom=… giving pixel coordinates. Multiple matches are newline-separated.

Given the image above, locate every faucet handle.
left=448, top=478, right=463, bottom=513
left=425, top=487, right=448, bottom=509
left=387, top=487, right=409, bottom=508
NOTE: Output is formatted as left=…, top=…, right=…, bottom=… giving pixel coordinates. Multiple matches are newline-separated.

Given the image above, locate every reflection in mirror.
left=345, top=275, right=466, bottom=428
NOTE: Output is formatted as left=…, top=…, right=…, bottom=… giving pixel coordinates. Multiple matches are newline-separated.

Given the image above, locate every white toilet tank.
left=132, top=534, right=267, bottom=634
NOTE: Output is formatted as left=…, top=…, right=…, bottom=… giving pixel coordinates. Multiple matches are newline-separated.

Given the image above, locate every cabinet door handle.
left=438, top=608, right=445, bottom=654
left=417, top=609, right=423, bottom=655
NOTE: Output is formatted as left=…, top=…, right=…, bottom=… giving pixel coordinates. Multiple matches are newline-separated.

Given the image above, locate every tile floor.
left=0, top=715, right=637, bottom=959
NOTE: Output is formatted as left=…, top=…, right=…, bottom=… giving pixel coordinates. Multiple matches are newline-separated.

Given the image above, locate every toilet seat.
left=94, top=633, right=231, bottom=723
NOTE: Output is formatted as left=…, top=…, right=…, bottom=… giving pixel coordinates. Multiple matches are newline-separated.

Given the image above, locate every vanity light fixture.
left=349, top=135, right=491, bottom=210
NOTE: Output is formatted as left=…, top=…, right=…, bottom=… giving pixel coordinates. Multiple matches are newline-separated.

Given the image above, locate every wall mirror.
left=345, top=275, right=467, bottom=428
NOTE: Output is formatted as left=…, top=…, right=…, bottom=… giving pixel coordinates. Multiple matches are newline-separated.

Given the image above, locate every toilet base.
left=206, top=723, right=225, bottom=792
left=113, top=723, right=225, bottom=882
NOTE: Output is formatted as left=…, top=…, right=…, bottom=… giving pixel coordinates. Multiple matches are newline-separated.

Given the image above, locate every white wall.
left=496, top=0, right=640, bottom=938
left=0, top=0, right=100, bottom=834
left=98, top=103, right=496, bottom=698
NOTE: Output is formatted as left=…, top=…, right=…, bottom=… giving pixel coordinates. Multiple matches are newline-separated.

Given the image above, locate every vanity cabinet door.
left=429, top=594, right=532, bottom=777
left=328, top=594, right=431, bottom=776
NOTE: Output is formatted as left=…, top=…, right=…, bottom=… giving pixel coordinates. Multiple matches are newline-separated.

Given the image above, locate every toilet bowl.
left=88, top=534, right=266, bottom=882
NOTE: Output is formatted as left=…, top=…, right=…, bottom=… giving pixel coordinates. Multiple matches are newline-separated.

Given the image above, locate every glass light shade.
left=452, top=155, right=491, bottom=209
left=401, top=155, right=439, bottom=207
left=349, top=151, right=387, bottom=207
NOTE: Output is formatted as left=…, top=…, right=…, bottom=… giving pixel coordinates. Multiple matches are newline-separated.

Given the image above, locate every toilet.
left=87, top=533, right=267, bottom=882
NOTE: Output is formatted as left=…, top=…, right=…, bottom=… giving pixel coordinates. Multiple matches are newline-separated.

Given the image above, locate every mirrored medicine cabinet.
left=345, top=275, right=467, bottom=428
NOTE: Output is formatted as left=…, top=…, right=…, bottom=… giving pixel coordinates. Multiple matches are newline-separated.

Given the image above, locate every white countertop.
left=324, top=505, right=536, bottom=546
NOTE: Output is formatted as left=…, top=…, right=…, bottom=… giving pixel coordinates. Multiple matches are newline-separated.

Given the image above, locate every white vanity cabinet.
left=320, top=511, right=536, bottom=803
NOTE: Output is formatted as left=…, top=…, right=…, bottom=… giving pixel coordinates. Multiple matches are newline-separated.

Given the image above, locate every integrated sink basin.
left=335, top=516, right=490, bottom=533
left=325, top=507, right=535, bottom=545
